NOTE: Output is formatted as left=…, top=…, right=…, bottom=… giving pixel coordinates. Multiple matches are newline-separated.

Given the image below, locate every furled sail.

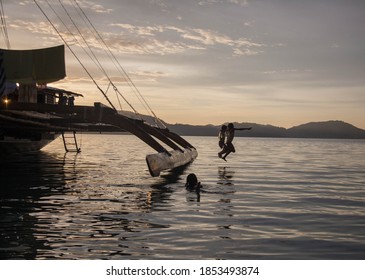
left=1, top=45, right=65, bottom=84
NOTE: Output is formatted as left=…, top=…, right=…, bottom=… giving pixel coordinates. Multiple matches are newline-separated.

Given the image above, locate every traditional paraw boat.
left=0, top=1, right=197, bottom=177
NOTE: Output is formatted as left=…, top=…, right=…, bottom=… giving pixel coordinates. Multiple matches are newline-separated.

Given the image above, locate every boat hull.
left=0, top=134, right=58, bottom=155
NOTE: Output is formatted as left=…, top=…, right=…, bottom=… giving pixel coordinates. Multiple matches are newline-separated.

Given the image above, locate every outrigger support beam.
left=94, top=112, right=199, bottom=176
left=158, top=129, right=195, bottom=149
left=98, top=113, right=169, bottom=154
left=96, top=110, right=198, bottom=176
left=135, top=122, right=184, bottom=152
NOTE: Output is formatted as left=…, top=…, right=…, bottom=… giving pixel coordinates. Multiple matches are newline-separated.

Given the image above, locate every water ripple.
left=1, top=136, right=365, bottom=259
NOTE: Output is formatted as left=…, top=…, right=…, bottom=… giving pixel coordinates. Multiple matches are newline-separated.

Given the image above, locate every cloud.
left=64, top=0, right=112, bottom=14
left=127, top=70, right=169, bottom=82
left=110, top=23, right=164, bottom=37
left=198, top=0, right=220, bottom=5
left=20, top=0, right=111, bottom=13
left=148, top=0, right=169, bottom=9
left=9, top=1, right=262, bottom=57
left=199, top=0, right=248, bottom=6
left=9, top=19, right=56, bottom=37
left=110, top=23, right=263, bottom=56
left=180, top=28, right=231, bottom=45
left=104, top=35, right=204, bottom=55
left=228, top=0, right=249, bottom=6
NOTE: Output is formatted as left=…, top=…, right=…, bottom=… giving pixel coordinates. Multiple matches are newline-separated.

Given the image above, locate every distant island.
left=118, top=112, right=365, bottom=139
left=166, top=121, right=365, bottom=139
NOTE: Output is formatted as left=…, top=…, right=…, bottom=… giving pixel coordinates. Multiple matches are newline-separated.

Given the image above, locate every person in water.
left=218, top=125, right=227, bottom=149
left=185, top=173, right=202, bottom=192
left=218, top=123, right=252, bottom=161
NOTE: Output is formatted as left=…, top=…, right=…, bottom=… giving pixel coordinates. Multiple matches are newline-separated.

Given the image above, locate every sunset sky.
left=1, top=0, right=365, bottom=129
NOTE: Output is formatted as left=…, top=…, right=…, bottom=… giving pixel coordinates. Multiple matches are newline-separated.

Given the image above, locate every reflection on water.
left=218, top=167, right=235, bottom=185
left=1, top=135, right=365, bottom=259
left=0, top=152, right=68, bottom=259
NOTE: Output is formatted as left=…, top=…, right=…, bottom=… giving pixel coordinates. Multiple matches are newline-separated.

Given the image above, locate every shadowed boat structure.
left=0, top=2, right=198, bottom=177
left=0, top=100, right=198, bottom=177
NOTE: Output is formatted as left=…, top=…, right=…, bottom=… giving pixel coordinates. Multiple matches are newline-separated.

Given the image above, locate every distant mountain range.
left=119, top=112, right=365, bottom=139
left=166, top=121, right=365, bottom=139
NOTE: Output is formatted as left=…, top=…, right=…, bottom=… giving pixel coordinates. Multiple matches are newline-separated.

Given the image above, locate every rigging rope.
left=33, top=0, right=117, bottom=112
left=72, top=0, right=166, bottom=128
left=0, top=0, right=11, bottom=49
left=44, top=0, right=139, bottom=116
left=44, top=0, right=105, bottom=75
left=70, top=0, right=145, bottom=118
left=57, top=0, right=108, bottom=79
left=35, top=0, right=166, bottom=128
left=56, top=0, right=140, bottom=114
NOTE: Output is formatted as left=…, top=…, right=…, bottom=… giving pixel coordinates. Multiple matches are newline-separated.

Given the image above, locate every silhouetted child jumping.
left=218, top=125, right=227, bottom=149
left=218, top=123, right=252, bottom=161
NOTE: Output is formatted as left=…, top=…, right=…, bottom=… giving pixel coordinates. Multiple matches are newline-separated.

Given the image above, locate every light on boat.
left=3, top=98, right=10, bottom=108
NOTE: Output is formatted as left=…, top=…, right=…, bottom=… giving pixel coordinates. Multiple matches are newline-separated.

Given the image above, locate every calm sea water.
left=1, top=135, right=364, bottom=260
